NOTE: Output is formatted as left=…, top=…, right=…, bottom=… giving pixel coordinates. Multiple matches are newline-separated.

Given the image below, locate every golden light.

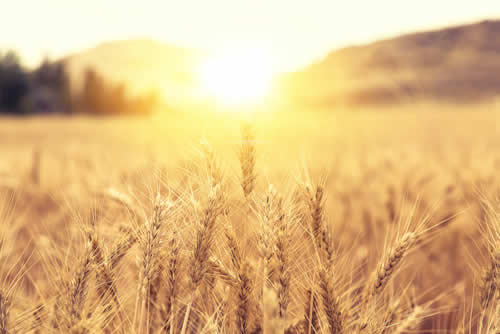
left=198, top=47, right=276, bottom=108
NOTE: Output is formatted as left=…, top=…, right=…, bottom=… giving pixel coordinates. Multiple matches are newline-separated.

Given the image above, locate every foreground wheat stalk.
left=367, top=232, right=418, bottom=299
left=135, top=194, right=170, bottom=333
left=183, top=184, right=224, bottom=334
left=0, top=290, right=11, bottom=334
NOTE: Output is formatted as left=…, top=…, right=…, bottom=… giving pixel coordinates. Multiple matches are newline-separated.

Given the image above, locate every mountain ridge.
left=65, top=19, right=500, bottom=107
left=283, top=19, right=500, bottom=105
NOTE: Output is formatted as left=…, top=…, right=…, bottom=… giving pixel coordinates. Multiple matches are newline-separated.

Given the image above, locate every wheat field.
left=0, top=107, right=499, bottom=333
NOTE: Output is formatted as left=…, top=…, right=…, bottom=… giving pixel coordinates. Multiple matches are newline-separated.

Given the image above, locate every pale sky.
left=1, top=0, right=500, bottom=71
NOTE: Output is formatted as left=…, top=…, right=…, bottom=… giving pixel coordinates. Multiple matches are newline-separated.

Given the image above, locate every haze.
left=2, top=0, right=500, bottom=71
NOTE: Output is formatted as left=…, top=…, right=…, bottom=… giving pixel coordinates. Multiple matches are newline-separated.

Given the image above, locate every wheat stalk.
left=380, top=299, right=402, bottom=334
left=0, top=290, right=11, bottom=334
left=135, top=193, right=170, bottom=332
left=66, top=238, right=94, bottom=329
left=189, top=185, right=224, bottom=288
left=183, top=184, right=224, bottom=333
left=304, top=184, right=325, bottom=251
left=239, top=120, right=257, bottom=198
left=88, top=233, right=123, bottom=333
left=109, top=230, right=137, bottom=269
left=160, top=231, right=180, bottom=334
left=30, top=148, right=41, bottom=186
left=201, top=139, right=224, bottom=188
left=208, top=257, right=238, bottom=287
left=393, top=306, right=424, bottom=334
left=225, top=226, right=242, bottom=271
left=304, top=288, right=320, bottom=334
left=480, top=251, right=499, bottom=310
left=368, top=232, right=418, bottom=299
left=236, top=262, right=253, bottom=334
left=257, top=185, right=284, bottom=293
left=276, top=222, right=290, bottom=320
left=318, top=268, right=343, bottom=334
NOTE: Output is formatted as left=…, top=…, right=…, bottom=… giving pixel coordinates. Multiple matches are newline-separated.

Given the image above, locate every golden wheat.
left=0, top=111, right=499, bottom=333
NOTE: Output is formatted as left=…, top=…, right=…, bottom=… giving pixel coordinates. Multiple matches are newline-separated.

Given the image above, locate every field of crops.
left=0, top=108, right=498, bottom=333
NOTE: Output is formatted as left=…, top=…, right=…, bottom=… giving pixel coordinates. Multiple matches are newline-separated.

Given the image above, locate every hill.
left=65, top=39, right=206, bottom=105
left=282, top=19, right=500, bottom=106
left=65, top=20, right=500, bottom=108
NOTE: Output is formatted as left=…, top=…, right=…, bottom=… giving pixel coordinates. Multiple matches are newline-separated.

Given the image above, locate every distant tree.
left=31, top=58, right=72, bottom=112
left=81, top=68, right=106, bottom=113
left=77, top=66, right=159, bottom=115
left=0, top=51, right=30, bottom=113
left=0, top=53, right=161, bottom=115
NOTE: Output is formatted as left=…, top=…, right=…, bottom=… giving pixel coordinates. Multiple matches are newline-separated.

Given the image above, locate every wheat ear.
left=276, top=219, right=290, bottom=319
left=368, top=232, right=418, bottom=299
left=67, top=238, right=94, bottom=328
left=318, top=268, right=343, bottom=334
left=160, top=231, right=180, bottom=334
left=236, top=262, right=254, bottom=334
left=479, top=244, right=499, bottom=310
left=0, top=290, right=11, bottom=334
left=135, top=194, right=169, bottom=332
left=183, top=185, right=224, bottom=333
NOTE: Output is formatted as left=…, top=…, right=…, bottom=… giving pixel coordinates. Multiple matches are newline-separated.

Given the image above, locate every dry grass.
left=0, top=108, right=499, bottom=333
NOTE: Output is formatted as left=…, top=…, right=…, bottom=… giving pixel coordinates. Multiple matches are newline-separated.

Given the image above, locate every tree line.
left=0, top=50, right=160, bottom=115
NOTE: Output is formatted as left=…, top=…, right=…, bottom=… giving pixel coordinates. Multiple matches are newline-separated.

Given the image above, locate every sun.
left=198, top=47, right=276, bottom=108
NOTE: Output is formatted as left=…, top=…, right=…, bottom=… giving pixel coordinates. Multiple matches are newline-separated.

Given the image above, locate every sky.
left=1, top=0, right=500, bottom=71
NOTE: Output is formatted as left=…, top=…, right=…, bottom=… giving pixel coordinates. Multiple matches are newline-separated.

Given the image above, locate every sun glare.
left=198, top=47, right=276, bottom=109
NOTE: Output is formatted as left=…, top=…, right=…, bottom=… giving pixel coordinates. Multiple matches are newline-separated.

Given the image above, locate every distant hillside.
left=282, top=19, right=500, bottom=106
left=65, top=21, right=500, bottom=108
left=65, top=39, right=206, bottom=105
